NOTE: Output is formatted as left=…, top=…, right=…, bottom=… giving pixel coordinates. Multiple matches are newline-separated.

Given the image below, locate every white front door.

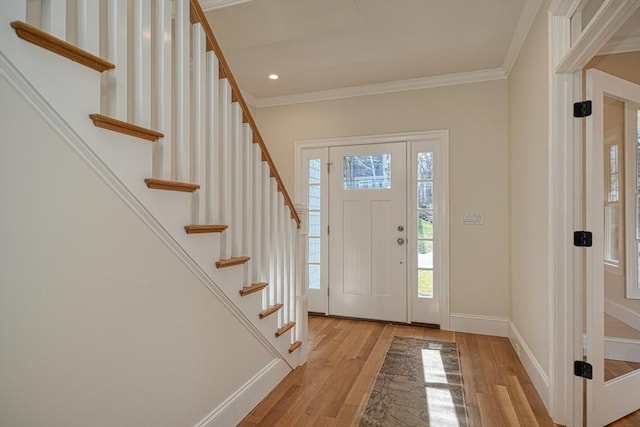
left=585, top=69, right=640, bottom=426
left=328, top=142, right=407, bottom=322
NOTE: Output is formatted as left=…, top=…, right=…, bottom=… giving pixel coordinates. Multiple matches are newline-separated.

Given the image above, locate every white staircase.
left=0, top=0, right=307, bottom=387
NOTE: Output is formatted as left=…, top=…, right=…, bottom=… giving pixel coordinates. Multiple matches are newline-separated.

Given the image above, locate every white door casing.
left=328, top=142, right=407, bottom=322
left=585, top=69, right=640, bottom=426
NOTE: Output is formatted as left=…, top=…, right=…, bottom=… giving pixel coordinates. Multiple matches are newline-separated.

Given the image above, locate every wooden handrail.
left=189, top=0, right=301, bottom=228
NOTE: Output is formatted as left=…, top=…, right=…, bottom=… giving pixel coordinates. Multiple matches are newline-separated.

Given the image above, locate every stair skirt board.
left=195, top=359, right=291, bottom=427
left=0, top=55, right=296, bottom=372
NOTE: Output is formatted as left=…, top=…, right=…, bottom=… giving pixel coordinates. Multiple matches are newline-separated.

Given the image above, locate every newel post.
left=295, top=203, right=308, bottom=365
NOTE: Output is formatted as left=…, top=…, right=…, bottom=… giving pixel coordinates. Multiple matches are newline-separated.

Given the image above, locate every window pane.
left=308, top=158, right=321, bottom=184
left=343, top=154, right=391, bottom=190
left=418, top=240, right=433, bottom=269
left=418, top=152, right=433, bottom=180
left=308, top=212, right=321, bottom=237
left=418, top=182, right=433, bottom=209
left=605, top=203, right=619, bottom=262
left=418, top=269, right=433, bottom=298
left=418, top=211, right=433, bottom=239
left=308, top=237, right=320, bottom=263
left=308, top=185, right=320, bottom=210
left=609, top=173, right=618, bottom=202
left=308, top=264, right=320, bottom=290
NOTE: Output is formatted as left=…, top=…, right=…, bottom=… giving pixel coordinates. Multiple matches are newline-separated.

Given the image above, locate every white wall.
left=255, top=80, right=510, bottom=323
left=0, top=77, right=277, bottom=426
left=508, top=0, right=551, bottom=381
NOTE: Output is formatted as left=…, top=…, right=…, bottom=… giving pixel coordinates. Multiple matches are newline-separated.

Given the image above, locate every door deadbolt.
left=397, top=238, right=405, bottom=245
left=397, top=225, right=404, bottom=232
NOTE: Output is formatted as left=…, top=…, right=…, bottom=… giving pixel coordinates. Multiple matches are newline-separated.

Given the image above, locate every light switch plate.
left=462, top=213, right=483, bottom=225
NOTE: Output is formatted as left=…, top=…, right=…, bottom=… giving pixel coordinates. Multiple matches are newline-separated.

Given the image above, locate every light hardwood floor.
left=240, top=315, right=558, bottom=426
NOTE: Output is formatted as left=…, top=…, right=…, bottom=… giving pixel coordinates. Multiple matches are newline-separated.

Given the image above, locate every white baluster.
left=261, top=164, right=272, bottom=307
left=278, top=193, right=287, bottom=324
left=289, top=219, right=296, bottom=325
left=295, top=204, right=308, bottom=364
left=153, top=0, right=172, bottom=179
left=76, top=0, right=99, bottom=55
left=231, top=103, right=243, bottom=257
left=219, top=80, right=233, bottom=260
left=41, top=0, right=66, bottom=40
left=192, top=23, right=207, bottom=224
left=252, top=144, right=263, bottom=284
left=133, top=0, right=151, bottom=127
left=206, top=52, right=220, bottom=222
left=106, top=0, right=127, bottom=119
left=269, top=179, right=278, bottom=307
left=242, top=124, right=253, bottom=277
left=174, top=0, right=190, bottom=182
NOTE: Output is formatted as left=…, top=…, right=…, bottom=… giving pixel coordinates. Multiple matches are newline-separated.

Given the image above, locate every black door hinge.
left=574, top=360, right=593, bottom=379
left=574, top=231, right=593, bottom=247
left=574, top=100, right=592, bottom=118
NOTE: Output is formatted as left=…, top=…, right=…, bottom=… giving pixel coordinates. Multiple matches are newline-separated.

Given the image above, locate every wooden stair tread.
left=144, top=178, right=199, bottom=192
left=239, top=282, right=268, bottom=297
left=259, top=303, right=283, bottom=319
left=184, top=225, right=227, bottom=234
left=216, top=256, right=250, bottom=268
left=275, top=321, right=296, bottom=337
left=289, top=341, right=302, bottom=353
left=89, top=114, right=164, bottom=142
left=10, top=21, right=115, bottom=72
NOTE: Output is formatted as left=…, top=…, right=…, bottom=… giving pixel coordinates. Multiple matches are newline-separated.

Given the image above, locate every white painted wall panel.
left=0, top=77, right=275, bottom=427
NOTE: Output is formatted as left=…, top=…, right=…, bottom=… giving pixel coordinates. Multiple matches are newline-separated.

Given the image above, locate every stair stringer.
left=0, top=50, right=303, bottom=369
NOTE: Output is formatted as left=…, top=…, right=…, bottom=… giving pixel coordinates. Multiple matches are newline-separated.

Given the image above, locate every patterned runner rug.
left=359, top=336, right=468, bottom=426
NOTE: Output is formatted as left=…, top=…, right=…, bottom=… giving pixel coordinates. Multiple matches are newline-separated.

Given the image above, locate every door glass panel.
left=418, top=182, right=433, bottom=209
left=417, top=151, right=434, bottom=299
left=570, top=0, right=606, bottom=45
left=418, top=269, right=433, bottom=298
left=307, top=158, right=322, bottom=292
left=343, top=154, right=391, bottom=189
left=602, top=96, right=640, bottom=383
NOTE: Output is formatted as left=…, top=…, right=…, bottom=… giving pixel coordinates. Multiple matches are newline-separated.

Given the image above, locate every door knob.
left=397, top=238, right=405, bottom=245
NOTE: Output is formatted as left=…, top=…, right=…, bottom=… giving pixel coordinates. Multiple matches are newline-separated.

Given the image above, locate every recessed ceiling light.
left=268, top=74, right=279, bottom=80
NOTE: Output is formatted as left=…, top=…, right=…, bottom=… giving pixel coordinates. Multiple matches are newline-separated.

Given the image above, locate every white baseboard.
left=508, top=322, right=551, bottom=411
left=195, top=358, right=291, bottom=427
left=605, top=336, right=640, bottom=363
left=449, top=313, right=509, bottom=337
left=605, top=299, right=640, bottom=331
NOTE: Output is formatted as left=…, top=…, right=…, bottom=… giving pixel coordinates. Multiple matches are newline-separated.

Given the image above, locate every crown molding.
left=598, top=35, right=640, bottom=56
left=200, top=0, right=254, bottom=12
left=254, top=68, right=506, bottom=108
left=503, top=0, right=544, bottom=76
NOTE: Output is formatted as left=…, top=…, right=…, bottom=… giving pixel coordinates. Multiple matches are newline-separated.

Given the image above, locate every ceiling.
left=203, top=0, right=640, bottom=107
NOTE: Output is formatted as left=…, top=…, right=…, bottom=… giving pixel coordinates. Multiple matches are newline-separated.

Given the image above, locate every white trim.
left=504, top=0, right=545, bottom=75
left=199, top=0, right=254, bottom=12
left=255, top=68, right=506, bottom=108
left=295, top=130, right=450, bottom=329
left=555, top=1, right=640, bottom=73
left=509, top=322, right=551, bottom=410
left=599, top=35, right=640, bottom=56
left=194, top=358, right=291, bottom=427
left=449, top=313, right=509, bottom=337
left=604, top=336, right=640, bottom=363
left=0, top=52, right=291, bottom=369
left=605, top=298, right=640, bottom=330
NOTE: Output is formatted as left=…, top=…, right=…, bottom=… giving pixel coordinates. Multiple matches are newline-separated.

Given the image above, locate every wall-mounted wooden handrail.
left=189, top=0, right=300, bottom=228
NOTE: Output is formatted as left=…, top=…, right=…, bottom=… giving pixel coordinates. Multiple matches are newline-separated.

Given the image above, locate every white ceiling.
left=203, top=0, right=639, bottom=106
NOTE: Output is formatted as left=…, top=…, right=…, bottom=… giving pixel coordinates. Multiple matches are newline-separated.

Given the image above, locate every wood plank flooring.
left=239, top=316, right=556, bottom=426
